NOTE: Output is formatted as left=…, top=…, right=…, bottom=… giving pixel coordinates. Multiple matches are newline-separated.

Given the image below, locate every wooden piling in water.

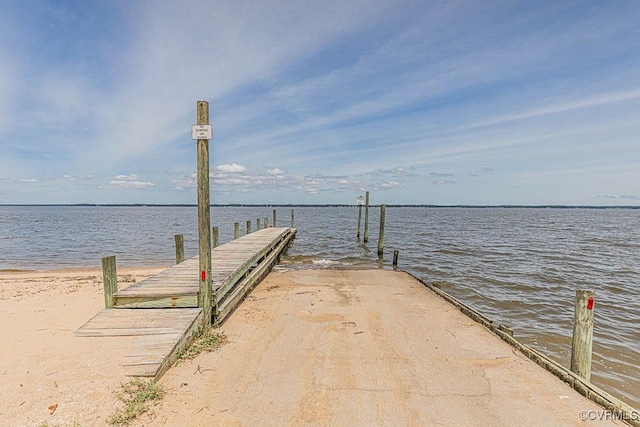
left=175, top=234, right=184, bottom=264
left=291, top=209, right=295, bottom=228
left=196, top=100, right=212, bottom=325
left=234, top=222, right=240, bottom=239
left=247, top=220, right=252, bottom=235
left=364, top=191, right=370, bottom=243
left=212, top=226, right=219, bottom=248
left=257, top=219, right=261, bottom=230
left=357, top=204, right=362, bottom=239
left=102, top=255, right=117, bottom=308
left=571, top=289, right=595, bottom=381
left=273, top=209, right=277, bottom=227
left=378, top=204, right=386, bottom=258
left=393, top=250, right=399, bottom=267
left=264, top=218, right=268, bottom=228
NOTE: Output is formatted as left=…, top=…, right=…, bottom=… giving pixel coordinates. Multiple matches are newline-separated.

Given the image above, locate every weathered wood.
left=102, top=255, right=117, bottom=308
left=196, top=100, right=212, bottom=325
left=378, top=204, right=386, bottom=258
left=393, top=249, right=399, bottom=267
left=234, top=222, right=240, bottom=239
left=212, top=226, right=219, bottom=248
left=291, top=209, right=295, bottom=228
left=246, top=220, right=251, bottom=234
left=364, top=191, right=370, bottom=243
left=264, top=218, right=268, bottom=228
left=571, top=289, right=595, bottom=381
left=357, top=204, right=362, bottom=239
left=257, top=218, right=261, bottom=230
left=273, top=209, right=277, bottom=227
left=175, top=234, right=184, bottom=264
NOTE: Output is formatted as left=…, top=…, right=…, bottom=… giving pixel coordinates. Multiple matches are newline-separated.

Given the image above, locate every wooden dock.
left=76, top=227, right=296, bottom=380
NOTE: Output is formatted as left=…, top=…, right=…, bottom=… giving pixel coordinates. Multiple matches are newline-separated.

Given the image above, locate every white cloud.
left=18, top=178, right=38, bottom=183
left=266, top=168, right=285, bottom=176
left=433, top=180, right=455, bottom=186
left=217, top=163, right=247, bottom=173
left=101, top=174, right=154, bottom=189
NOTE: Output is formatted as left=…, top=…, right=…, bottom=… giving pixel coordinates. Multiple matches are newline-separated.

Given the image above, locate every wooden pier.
left=76, top=227, right=296, bottom=379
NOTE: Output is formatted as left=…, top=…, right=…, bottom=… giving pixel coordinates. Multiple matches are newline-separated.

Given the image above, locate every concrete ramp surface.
left=138, top=269, right=626, bottom=426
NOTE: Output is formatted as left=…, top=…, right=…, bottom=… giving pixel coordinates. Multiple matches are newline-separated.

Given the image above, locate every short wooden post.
left=570, top=289, right=595, bottom=381
left=264, top=218, right=268, bottom=228
left=364, top=191, right=370, bottom=243
left=393, top=250, right=399, bottom=267
left=212, top=226, right=219, bottom=248
left=102, top=255, right=117, bottom=308
left=256, top=218, right=261, bottom=230
left=291, top=209, right=295, bottom=228
left=196, top=100, right=212, bottom=325
left=273, top=209, right=277, bottom=227
left=175, top=234, right=184, bottom=264
left=357, top=204, right=362, bottom=239
left=378, top=204, right=386, bottom=258
left=234, top=222, right=240, bottom=239
left=246, top=220, right=251, bottom=234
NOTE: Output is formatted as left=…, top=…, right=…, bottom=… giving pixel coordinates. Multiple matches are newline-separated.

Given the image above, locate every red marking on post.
left=201, top=271, right=206, bottom=281
left=586, top=296, right=594, bottom=310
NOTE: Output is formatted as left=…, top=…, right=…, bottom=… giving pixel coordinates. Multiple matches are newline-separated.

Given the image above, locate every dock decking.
left=76, top=226, right=296, bottom=379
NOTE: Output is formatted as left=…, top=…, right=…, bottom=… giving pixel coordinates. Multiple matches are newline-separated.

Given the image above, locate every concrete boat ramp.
left=134, top=269, right=634, bottom=426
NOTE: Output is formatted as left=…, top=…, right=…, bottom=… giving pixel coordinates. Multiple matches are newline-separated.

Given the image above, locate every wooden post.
left=234, top=222, right=240, bottom=239
left=175, top=234, right=184, bottom=264
left=393, top=250, right=399, bottom=267
left=571, top=289, right=595, bottom=381
left=102, top=255, right=117, bottom=308
left=378, top=204, right=386, bottom=258
left=246, top=220, right=251, bottom=234
left=291, top=209, right=295, bottom=228
left=273, top=209, right=277, bottom=227
left=196, top=100, right=212, bottom=325
left=364, top=191, right=370, bottom=243
left=256, top=218, right=261, bottom=230
left=357, top=204, right=362, bottom=239
left=264, top=218, right=268, bottom=228
left=212, top=226, right=219, bottom=248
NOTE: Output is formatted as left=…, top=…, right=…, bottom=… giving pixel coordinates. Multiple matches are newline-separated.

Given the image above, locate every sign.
left=357, top=196, right=364, bottom=206
left=192, top=124, right=213, bottom=140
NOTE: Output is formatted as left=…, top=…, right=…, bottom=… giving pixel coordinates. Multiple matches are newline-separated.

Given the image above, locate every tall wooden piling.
left=212, top=226, right=219, bottom=248
left=570, top=289, right=595, bottom=381
left=364, top=191, right=370, bottom=243
left=175, top=234, right=184, bottom=264
left=273, top=209, right=277, bottom=227
left=291, top=209, right=295, bottom=228
left=246, top=220, right=252, bottom=234
left=378, top=204, right=386, bottom=258
left=234, top=222, right=240, bottom=239
left=196, top=100, right=212, bottom=324
left=357, top=204, right=362, bottom=239
left=102, top=255, right=117, bottom=308
left=393, top=250, right=399, bottom=267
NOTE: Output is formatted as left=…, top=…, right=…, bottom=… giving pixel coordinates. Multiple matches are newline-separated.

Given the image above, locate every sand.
left=0, top=267, right=165, bottom=426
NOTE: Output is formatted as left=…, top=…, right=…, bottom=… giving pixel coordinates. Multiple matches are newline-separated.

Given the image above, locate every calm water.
left=1, top=205, right=638, bottom=407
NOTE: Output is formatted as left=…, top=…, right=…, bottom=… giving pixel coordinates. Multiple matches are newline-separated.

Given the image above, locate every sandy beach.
left=0, top=267, right=166, bottom=426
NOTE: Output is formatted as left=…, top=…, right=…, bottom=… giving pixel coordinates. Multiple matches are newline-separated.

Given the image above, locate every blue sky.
left=1, top=0, right=639, bottom=205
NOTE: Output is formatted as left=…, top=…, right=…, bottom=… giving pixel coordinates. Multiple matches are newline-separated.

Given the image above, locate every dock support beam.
left=378, top=204, right=386, bottom=258
left=571, top=289, right=595, bottom=381
left=273, top=209, right=277, bottom=227
left=357, top=204, right=362, bottom=239
left=102, top=255, right=117, bottom=308
left=175, top=234, right=184, bottom=264
left=196, top=100, right=212, bottom=325
left=291, top=209, right=295, bottom=228
left=364, top=191, right=370, bottom=243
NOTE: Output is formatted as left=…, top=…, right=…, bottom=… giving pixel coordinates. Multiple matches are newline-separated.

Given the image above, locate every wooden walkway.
left=76, top=227, right=296, bottom=379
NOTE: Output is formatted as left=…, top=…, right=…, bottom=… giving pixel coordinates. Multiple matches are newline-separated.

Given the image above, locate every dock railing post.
left=264, top=217, right=268, bottom=228
left=364, top=191, right=370, bottom=243
left=257, top=218, right=261, bottom=230
left=246, top=220, right=251, bottom=234
left=273, top=209, right=277, bottom=227
left=212, top=226, right=219, bottom=248
left=234, top=222, right=240, bottom=239
left=357, top=204, right=362, bottom=239
left=291, top=209, right=295, bottom=228
left=102, top=255, right=117, bottom=308
left=196, top=100, right=212, bottom=325
left=378, top=204, right=386, bottom=258
left=393, top=250, right=399, bottom=267
left=570, top=289, right=595, bottom=381
left=175, top=234, right=184, bottom=264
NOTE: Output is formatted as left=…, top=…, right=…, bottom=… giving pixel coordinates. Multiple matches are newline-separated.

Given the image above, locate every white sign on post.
left=192, top=124, right=213, bottom=140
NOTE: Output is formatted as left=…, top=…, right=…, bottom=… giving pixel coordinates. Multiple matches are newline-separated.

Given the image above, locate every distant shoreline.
left=1, top=204, right=639, bottom=209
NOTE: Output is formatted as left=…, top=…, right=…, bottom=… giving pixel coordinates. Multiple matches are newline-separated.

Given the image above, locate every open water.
left=0, top=205, right=638, bottom=407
